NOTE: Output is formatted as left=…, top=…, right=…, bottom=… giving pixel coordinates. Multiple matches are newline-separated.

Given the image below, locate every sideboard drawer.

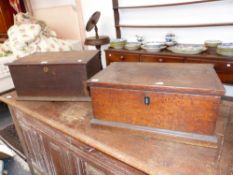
left=218, top=72, right=233, bottom=84
left=106, top=51, right=140, bottom=65
left=186, top=58, right=233, bottom=73
left=140, top=55, right=185, bottom=63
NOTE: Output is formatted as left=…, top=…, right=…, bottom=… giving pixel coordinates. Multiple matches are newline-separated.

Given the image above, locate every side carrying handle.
left=144, top=96, right=150, bottom=106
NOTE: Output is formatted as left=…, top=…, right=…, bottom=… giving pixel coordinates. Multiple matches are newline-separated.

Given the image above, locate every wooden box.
left=8, top=51, right=101, bottom=101
left=87, top=62, right=225, bottom=145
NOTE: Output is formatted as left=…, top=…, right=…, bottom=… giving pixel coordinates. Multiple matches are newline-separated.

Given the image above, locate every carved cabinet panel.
left=19, top=122, right=50, bottom=175
left=9, top=106, right=145, bottom=175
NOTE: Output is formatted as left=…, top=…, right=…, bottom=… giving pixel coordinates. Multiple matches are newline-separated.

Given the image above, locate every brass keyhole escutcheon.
left=43, top=66, right=49, bottom=73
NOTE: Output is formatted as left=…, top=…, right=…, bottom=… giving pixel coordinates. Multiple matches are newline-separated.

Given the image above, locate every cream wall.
left=30, top=0, right=233, bottom=96
left=30, top=0, right=85, bottom=42
left=81, top=0, right=233, bottom=42
left=81, top=0, right=233, bottom=68
left=81, top=0, right=233, bottom=97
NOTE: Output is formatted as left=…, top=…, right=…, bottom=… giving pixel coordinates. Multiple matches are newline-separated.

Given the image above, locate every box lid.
left=7, top=51, right=99, bottom=65
left=87, top=62, right=225, bottom=96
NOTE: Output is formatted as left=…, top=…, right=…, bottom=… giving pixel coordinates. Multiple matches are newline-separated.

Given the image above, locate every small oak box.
left=87, top=62, right=225, bottom=145
left=8, top=51, right=101, bottom=101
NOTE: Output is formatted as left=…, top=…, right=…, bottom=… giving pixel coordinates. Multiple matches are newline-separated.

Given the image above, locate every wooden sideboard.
left=105, top=49, right=233, bottom=84
left=1, top=91, right=233, bottom=175
left=6, top=99, right=144, bottom=175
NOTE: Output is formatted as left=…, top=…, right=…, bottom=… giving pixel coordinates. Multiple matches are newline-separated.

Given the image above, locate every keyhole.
left=144, top=96, right=150, bottom=106
left=43, top=66, right=49, bottom=73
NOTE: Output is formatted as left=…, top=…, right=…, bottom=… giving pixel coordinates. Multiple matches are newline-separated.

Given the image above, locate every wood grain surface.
left=105, top=49, right=233, bottom=84
left=1, top=91, right=232, bottom=175
left=91, top=87, right=220, bottom=135
left=8, top=51, right=101, bottom=101
left=87, top=62, right=225, bottom=96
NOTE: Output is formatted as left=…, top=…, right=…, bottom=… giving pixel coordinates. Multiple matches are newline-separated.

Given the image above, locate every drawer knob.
left=144, top=96, right=150, bottom=106
left=226, top=64, right=231, bottom=67
left=109, top=54, right=112, bottom=57
left=158, top=58, right=164, bottom=62
left=120, top=56, right=124, bottom=60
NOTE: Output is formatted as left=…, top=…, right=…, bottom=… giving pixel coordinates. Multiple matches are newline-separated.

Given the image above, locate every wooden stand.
left=85, top=36, right=110, bottom=50
left=85, top=36, right=110, bottom=69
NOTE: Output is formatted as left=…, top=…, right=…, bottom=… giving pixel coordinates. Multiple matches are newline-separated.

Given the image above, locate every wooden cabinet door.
left=11, top=106, right=145, bottom=175
left=9, top=107, right=50, bottom=175
left=46, top=138, right=109, bottom=175
left=45, top=140, right=74, bottom=175
left=70, top=139, right=145, bottom=175
left=18, top=121, right=52, bottom=175
left=71, top=153, right=106, bottom=175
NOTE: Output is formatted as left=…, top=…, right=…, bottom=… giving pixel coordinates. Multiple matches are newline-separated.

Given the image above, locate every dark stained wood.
left=0, top=92, right=233, bottom=175
left=140, top=55, right=185, bottom=63
left=9, top=51, right=99, bottom=65
left=7, top=51, right=101, bottom=101
left=106, top=48, right=233, bottom=60
left=112, top=0, right=121, bottom=38
left=84, top=37, right=110, bottom=69
left=0, top=0, right=14, bottom=35
left=85, top=36, right=110, bottom=46
left=105, top=48, right=233, bottom=84
left=85, top=11, right=101, bottom=32
left=106, top=51, right=140, bottom=64
left=114, top=0, right=221, bottom=9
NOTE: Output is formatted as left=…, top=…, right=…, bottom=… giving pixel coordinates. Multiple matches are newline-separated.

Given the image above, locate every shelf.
left=114, top=0, right=221, bottom=9
left=116, top=22, right=233, bottom=28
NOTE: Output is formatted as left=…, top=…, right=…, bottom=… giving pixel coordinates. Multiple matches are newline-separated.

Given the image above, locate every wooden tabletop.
left=0, top=91, right=233, bottom=175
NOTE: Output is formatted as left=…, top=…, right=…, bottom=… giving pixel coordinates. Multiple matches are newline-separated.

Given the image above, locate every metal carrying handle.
left=144, top=96, right=150, bottom=105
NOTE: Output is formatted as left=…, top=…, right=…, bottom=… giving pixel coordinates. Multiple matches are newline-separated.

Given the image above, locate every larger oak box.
left=8, top=51, right=101, bottom=101
left=87, top=62, right=225, bottom=145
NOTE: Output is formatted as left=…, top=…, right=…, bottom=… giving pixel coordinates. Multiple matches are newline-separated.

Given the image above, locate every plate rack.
left=112, top=0, right=233, bottom=38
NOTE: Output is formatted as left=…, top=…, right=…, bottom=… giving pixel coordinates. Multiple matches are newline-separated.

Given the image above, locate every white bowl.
left=143, top=42, right=165, bottom=47
left=124, top=42, right=141, bottom=50
left=168, top=44, right=207, bottom=55
left=205, top=40, right=222, bottom=48
left=141, top=44, right=166, bottom=52
left=217, top=43, right=233, bottom=56
left=110, top=39, right=127, bottom=49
